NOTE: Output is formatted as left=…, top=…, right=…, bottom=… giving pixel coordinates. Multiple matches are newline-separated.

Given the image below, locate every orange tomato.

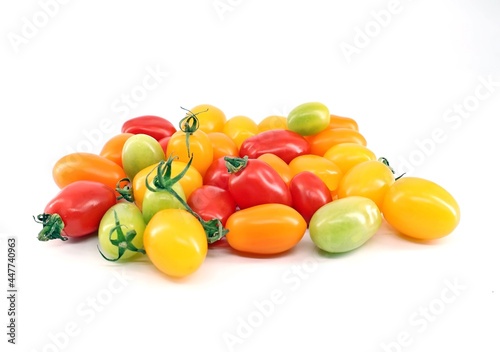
left=323, top=143, right=376, bottom=174
left=223, top=115, right=258, bottom=148
left=52, top=152, right=126, bottom=191
left=307, top=128, right=367, bottom=156
left=225, top=204, right=306, bottom=255
left=289, top=154, right=343, bottom=193
left=188, top=103, right=227, bottom=133
left=257, top=153, right=293, bottom=185
left=166, top=129, right=213, bottom=177
left=207, top=132, right=239, bottom=160
left=328, top=114, right=359, bottom=130
left=99, top=133, right=134, bottom=168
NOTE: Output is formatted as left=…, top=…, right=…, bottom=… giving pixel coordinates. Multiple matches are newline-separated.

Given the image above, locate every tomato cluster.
left=35, top=102, right=460, bottom=279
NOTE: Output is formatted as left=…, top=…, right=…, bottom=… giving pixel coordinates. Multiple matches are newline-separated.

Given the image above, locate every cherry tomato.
left=223, top=115, right=258, bottom=148
left=187, top=185, right=237, bottom=226
left=99, top=133, right=134, bottom=168
left=225, top=204, right=307, bottom=255
left=258, top=115, right=287, bottom=132
left=35, top=181, right=117, bottom=241
left=225, top=156, right=292, bottom=209
left=97, top=202, right=146, bottom=261
left=307, top=128, right=367, bottom=156
left=122, top=134, right=165, bottom=181
left=143, top=209, right=208, bottom=278
left=323, top=143, right=376, bottom=174
left=257, top=153, right=293, bottom=185
left=288, top=154, right=343, bottom=194
left=167, top=129, right=213, bottom=177
left=239, top=129, right=310, bottom=164
left=52, top=152, right=126, bottom=191
left=328, top=114, right=359, bottom=130
left=203, top=157, right=231, bottom=191
left=382, top=177, right=460, bottom=240
left=188, top=104, right=227, bottom=133
left=337, top=160, right=395, bottom=209
left=121, top=115, right=176, bottom=141
left=289, top=171, right=333, bottom=224
left=309, top=196, right=382, bottom=253
left=207, top=132, right=239, bottom=160
left=287, top=102, right=330, bottom=136
left=142, top=182, right=186, bottom=224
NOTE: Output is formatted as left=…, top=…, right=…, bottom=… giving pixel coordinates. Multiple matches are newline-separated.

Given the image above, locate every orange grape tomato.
left=257, top=153, right=293, bottom=185
left=223, top=115, right=258, bottom=148
left=258, top=115, right=288, bottom=132
left=166, top=129, right=213, bottom=177
left=288, top=154, right=343, bottom=193
left=99, top=133, right=134, bottom=168
left=307, top=128, right=367, bottom=156
left=188, top=103, right=227, bottom=133
left=323, top=143, right=376, bottom=174
left=328, top=114, right=359, bottom=131
left=207, top=132, right=239, bottom=160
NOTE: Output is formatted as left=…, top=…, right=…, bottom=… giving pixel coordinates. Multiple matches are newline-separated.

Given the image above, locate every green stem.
left=115, top=178, right=134, bottom=202
left=33, top=213, right=68, bottom=241
left=224, top=155, right=249, bottom=174
left=178, top=107, right=206, bottom=158
left=378, top=157, right=405, bottom=180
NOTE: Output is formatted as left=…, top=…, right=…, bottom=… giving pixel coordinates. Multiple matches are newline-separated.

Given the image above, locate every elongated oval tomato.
left=287, top=102, right=330, bottom=136
left=99, top=133, right=134, bottom=168
left=207, top=132, right=239, bottom=160
left=35, top=180, right=117, bottom=241
left=289, top=171, right=332, bottom=224
left=323, top=143, right=376, bottom=175
left=52, top=152, right=126, bottom=191
left=223, top=115, right=258, bottom=148
left=239, top=129, right=310, bottom=164
left=225, top=156, right=292, bottom=209
left=257, top=153, right=293, bottom=185
left=225, top=204, right=307, bottom=255
left=144, top=209, right=207, bottom=278
left=258, top=115, right=287, bottom=132
left=121, top=115, right=176, bottom=141
left=187, top=185, right=237, bottom=226
left=382, top=177, right=460, bottom=240
left=328, top=114, right=359, bottom=131
left=288, top=154, right=343, bottom=194
left=307, top=128, right=367, bottom=156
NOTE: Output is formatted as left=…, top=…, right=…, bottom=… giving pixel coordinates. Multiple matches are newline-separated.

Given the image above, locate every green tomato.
left=122, top=134, right=165, bottom=180
left=287, top=102, right=330, bottom=136
left=98, top=202, right=146, bottom=261
left=142, top=182, right=186, bottom=224
left=309, top=196, right=381, bottom=253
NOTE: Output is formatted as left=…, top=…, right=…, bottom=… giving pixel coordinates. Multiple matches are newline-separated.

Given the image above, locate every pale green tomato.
left=142, top=182, right=186, bottom=224
left=287, top=102, right=330, bottom=136
left=122, top=134, right=165, bottom=180
left=309, top=196, right=381, bottom=253
left=98, top=202, right=146, bottom=261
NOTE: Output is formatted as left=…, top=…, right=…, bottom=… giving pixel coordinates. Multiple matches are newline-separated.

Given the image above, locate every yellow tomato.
left=323, top=143, right=377, bottom=175
left=187, top=103, right=227, bottom=133
left=166, top=129, right=213, bottom=177
left=289, top=154, right=343, bottom=193
left=258, top=115, right=287, bottom=132
left=223, top=115, right=258, bottom=148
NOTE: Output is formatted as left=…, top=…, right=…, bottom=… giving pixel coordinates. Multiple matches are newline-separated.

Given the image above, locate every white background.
left=1, top=0, right=499, bottom=351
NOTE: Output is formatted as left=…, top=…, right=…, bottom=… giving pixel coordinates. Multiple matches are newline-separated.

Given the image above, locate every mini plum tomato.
left=98, top=202, right=146, bottom=261
left=328, top=114, right=359, bottom=131
left=223, top=115, right=258, bottom=148
left=166, top=129, right=213, bottom=177
left=122, top=134, right=165, bottom=181
left=203, top=157, right=231, bottom=191
left=225, top=204, right=307, bottom=255
left=337, top=159, right=395, bottom=209
left=323, top=143, right=376, bottom=175
left=143, top=208, right=208, bottom=278
left=309, top=196, right=382, bottom=253
left=207, top=132, right=239, bottom=160
left=121, top=115, right=176, bottom=141
left=382, top=177, right=460, bottom=240
left=307, top=128, right=367, bottom=156
left=289, top=171, right=333, bottom=224
left=99, top=133, right=134, bottom=168
left=288, top=154, right=343, bottom=194
left=287, top=102, right=330, bottom=136
left=258, top=115, right=288, bottom=132
left=257, top=153, right=293, bottom=185
left=187, top=185, right=237, bottom=226
left=188, top=104, right=227, bottom=133
left=52, top=152, right=127, bottom=191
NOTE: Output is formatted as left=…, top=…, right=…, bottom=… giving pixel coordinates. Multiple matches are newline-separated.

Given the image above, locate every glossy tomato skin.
left=257, top=153, right=293, bottom=185
left=142, top=182, right=186, bottom=224
left=225, top=204, right=307, bottom=255
left=37, top=181, right=117, bottom=240
left=207, top=132, right=239, bottom=161
left=98, top=202, right=146, bottom=261
left=52, top=152, right=127, bottom=191
left=289, top=171, right=333, bottom=224
left=307, top=128, right=367, bottom=156
left=239, top=129, right=310, bottom=164
left=225, top=157, right=292, bottom=209
left=309, top=196, right=382, bottom=253
left=121, top=115, right=176, bottom=141
left=143, top=209, right=208, bottom=278
left=287, top=102, right=330, bottom=136
left=188, top=104, right=227, bottom=133
left=203, top=157, right=231, bottom=190
left=382, top=177, right=460, bottom=240
left=167, top=129, right=213, bottom=177
left=122, top=134, right=165, bottom=181
left=187, top=185, right=237, bottom=226
left=99, top=133, right=134, bottom=168
left=328, top=114, right=359, bottom=131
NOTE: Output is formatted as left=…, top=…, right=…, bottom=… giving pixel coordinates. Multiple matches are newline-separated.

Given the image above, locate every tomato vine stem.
left=33, top=213, right=68, bottom=241
left=115, top=177, right=134, bottom=202
left=178, top=107, right=207, bottom=158
left=379, top=157, right=405, bottom=180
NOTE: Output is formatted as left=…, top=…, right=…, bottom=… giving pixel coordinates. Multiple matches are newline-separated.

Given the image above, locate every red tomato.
left=239, top=130, right=310, bottom=163
left=289, top=171, right=333, bottom=224
left=225, top=156, right=292, bottom=209
left=203, top=157, right=231, bottom=190
left=121, top=115, right=176, bottom=141
left=34, top=181, right=117, bottom=241
left=187, top=185, right=237, bottom=226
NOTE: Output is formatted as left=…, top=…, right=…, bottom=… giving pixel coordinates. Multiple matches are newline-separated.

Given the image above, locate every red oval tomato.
left=121, top=115, right=176, bottom=141
left=289, top=171, right=333, bottom=224
left=203, top=157, right=231, bottom=191
left=187, top=185, right=237, bottom=226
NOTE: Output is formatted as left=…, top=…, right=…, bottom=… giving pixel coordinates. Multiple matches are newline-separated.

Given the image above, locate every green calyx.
left=34, top=213, right=67, bottom=241
left=224, top=155, right=249, bottom=174
left=116, top=177, right=134, bottom=202
left=98, top=210, right=145, bottom=262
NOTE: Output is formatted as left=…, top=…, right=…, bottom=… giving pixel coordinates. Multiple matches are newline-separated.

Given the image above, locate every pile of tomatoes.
left=34, top=102, right=460, bottom=278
